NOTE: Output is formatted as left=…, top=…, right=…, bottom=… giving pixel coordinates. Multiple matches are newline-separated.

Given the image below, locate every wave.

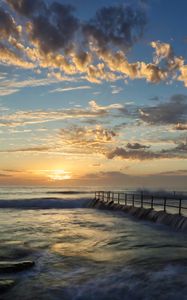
left=47, top=191, right=92, bottom=195
left=0, top=197, right=91, bottom=209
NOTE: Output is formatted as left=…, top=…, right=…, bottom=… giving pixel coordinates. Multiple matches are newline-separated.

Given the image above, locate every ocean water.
left=0, top=187, right=187, bottom=300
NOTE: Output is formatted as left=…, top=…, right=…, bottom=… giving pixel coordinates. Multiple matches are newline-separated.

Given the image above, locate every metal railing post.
left=125, top=193, right=127, bottom=205
left=118, top=193, right=120, bottom=204
left=151, top=196, right=154, bottom=209
left=108, top=191, right=111, bottom=202
left=179, top=199, right=182, bottom=215
left=164, top=197, right=167, bottom=212
left=141, top=192, right=143, bottom=208
left=132, top=194, right=134, bottom=207
left=112, top=192, right=114, bottom=202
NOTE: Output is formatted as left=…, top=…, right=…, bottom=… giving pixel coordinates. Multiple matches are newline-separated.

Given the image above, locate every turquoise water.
left=0, top=187, right=186, bottom=300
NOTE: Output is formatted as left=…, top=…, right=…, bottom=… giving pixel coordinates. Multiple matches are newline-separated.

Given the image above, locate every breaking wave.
left=0, top=197, right=91, bottom=209
left=47, top=190, right=92, bottom=195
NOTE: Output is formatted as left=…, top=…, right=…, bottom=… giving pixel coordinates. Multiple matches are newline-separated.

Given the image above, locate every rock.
left=0, top=261, right=35, bottom=273
left=0, top=279, right=15, bottom=292
left=0, top=245, right=35, bottom=260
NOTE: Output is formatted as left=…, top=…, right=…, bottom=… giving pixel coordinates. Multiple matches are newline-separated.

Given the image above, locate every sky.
left=0, top=0, right=187, bottom=188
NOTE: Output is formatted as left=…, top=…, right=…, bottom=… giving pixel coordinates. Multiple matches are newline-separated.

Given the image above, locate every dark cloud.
left=126, top=142, right=150, bottom=150
left=175, top=142, right=187, bottom=152
left=162, top=142, right=187, bottom=154
left=107, top=140, right=187, bottom=161
left=2, top=169, right=22, bottom=173
left=139, top=94, right=187, bottom=125
left=29, top=4, right=78, bottom=53
left=0, top=7, right=18, bottom=38
left=7, top=0, right=79, bottom=53
left=6, top=0, right=45, bottom=17
left=83, top=4, right=147, bottom=51
left=174, top=123, right=187, bottom=130
left=6, top=0, right=147, bottom=54
left=157, top=169, right=187, bottom=176
left=149, top=96, right=159, bottom=101
left=0, top=173, right=12, bottom=177
left=113, top=122, right=127, bottom=131
left=106, top=147, right=161, bottom=160
left=0, top=146, right=51, bottom=153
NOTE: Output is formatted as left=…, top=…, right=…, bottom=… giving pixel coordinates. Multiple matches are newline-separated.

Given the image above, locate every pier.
left=94, top=191, right=187, bottom=215
left=91, top=191, right=187, bottom=232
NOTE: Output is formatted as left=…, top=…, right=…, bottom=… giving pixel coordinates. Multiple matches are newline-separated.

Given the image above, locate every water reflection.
left=0, top=208, right=186, bottom=300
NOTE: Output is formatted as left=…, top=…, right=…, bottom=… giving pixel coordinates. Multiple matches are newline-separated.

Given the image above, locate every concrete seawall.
left=89, top=198, right=187, bottom=232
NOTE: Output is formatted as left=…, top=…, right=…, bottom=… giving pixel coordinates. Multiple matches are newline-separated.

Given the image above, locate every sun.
left=47, top=169, right=72, bottom=181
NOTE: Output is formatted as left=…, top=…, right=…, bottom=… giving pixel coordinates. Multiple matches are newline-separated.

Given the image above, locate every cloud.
left=178, top=65, right=187, bottom=87
left=107, top=139, right=187, bottom=161
left=82, top=4, right=147, bottom=51
left=2, top=1, right=187, bottom=87
left=0, top=87, right=19, bottom=96
left=6, top=0, right=45, bottom=16
left=165, top=142, right=187, bottom=153
left=28, top=4, right=78, bottom=53
left=0, top=122, right=119, bottom=156
left=0, top=75, right=76, bottom=96
left=138, top=62, right=168, bottom=83
left=126, top=142, right=150, bottom=150
left=157, top=169, right=187, bottom=176
left=174, top=123, right=187, bottom=130
left=7, top=1, right=78, bottom=53
left=0, top=7, right=19, bottom=38
left=151, top=41, right=184, bottom=71
left=106, top=147, right=162, bottom=160
left=111, top=85, right=123, bottom=94
left=0, top=100, right=125, bottom=127
left=50, top=85, right=92, bottom=93
left=149, top=96, right=159, bottom=101
left=0, top=1, right=149, bottom=84
left=0, top=146, right=51, bottom=153
left=0, top=43, right=34, bottom=69
left=139, top=94, right=187, bottom=125
left=58, top=124, right=117, bottom=154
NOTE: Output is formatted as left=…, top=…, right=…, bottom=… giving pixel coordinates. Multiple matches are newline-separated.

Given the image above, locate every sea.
left=0, top=186, right=187, bottom=300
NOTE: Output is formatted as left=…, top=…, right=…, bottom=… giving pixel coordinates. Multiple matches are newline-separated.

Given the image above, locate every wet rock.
left=0, top=244, right=34, bottom=260
left=0, top=261, right=35, bottom=273
left=0, top=279, right=15, bottom=292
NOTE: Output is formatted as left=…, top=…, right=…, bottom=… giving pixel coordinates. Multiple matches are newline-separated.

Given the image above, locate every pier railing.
left=94, top=191, right=187, bottom=216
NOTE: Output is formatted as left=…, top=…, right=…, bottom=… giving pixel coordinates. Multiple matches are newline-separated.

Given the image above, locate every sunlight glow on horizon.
left=46, top=170, right=72, bottom=181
